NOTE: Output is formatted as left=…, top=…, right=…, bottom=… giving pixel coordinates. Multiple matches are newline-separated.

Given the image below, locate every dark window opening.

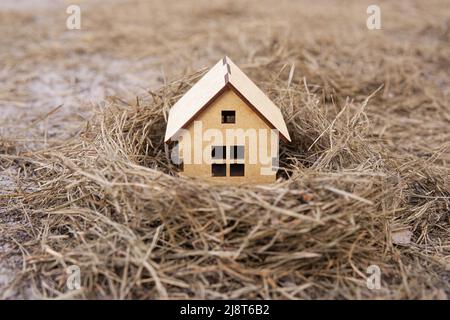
left=211, top=146, right=226, bottom=160
left=230, top=163, right=245, bottom=176
left=230, top=145, right=245, bottom=159
left=221, top=110, right=235, bottom=124
left=212, top=163, right=226, bottom=177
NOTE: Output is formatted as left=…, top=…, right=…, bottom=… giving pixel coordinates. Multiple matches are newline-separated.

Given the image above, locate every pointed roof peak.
left=222, top=55, right=231, bottom=63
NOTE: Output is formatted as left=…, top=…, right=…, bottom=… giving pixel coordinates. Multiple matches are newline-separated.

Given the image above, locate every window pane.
left=212, top=146, right=226, bottom=159
left=212, top=163, right=226, bottom=177
left=230, top=145, right=244, bottom=159
left=230, top=163, right=245, bottom=176
left=221, top=110, right=235, bottom=123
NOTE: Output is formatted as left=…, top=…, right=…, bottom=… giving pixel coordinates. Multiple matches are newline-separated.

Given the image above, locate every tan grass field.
left=0, top=0, right=449, bottom=299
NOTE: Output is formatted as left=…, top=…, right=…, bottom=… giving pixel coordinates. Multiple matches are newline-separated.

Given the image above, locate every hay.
left=0, top=0, right=449, bottom=299
left=1, top=69, right=448, bottom=299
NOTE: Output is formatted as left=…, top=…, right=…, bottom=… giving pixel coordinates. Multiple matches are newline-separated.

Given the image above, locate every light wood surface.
left=178, top=88, right=277, bottom=184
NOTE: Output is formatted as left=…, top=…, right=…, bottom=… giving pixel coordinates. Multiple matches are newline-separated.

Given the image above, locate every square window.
left=221, top=110, right=235, bottom=124
left=212, top=163, right=226, bottom=177
left=230, top=145, right=244, bottom=159
left=230, top=163, right=245, bottom=176
left=211, top=146, right=226, bottom=159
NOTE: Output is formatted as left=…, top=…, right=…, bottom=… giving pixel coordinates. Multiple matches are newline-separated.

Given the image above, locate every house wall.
left=176, top=87, right=279, bottom=184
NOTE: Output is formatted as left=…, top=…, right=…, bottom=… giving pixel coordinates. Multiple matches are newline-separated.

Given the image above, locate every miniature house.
left=164, top=56, right=291, bottom=184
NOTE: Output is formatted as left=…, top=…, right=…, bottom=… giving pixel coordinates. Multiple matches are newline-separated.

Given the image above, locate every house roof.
left=164, top=56, right=291, bottom=143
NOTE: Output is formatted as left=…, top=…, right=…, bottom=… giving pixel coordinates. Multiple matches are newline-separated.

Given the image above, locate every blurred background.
left=1, top=0, right=448, bottom=139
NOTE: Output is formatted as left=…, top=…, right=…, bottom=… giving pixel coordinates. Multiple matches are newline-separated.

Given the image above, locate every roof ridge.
left=223, top=56, right=231, bottom=82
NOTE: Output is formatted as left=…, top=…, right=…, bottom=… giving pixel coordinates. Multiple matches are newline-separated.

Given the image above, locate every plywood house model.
left=164, top=56, right=291, bottom=184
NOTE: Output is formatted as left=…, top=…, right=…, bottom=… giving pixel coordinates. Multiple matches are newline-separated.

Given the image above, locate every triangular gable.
left=164, top=56, right=291, bottom=142
left=225, top=58, right=291, bottom=142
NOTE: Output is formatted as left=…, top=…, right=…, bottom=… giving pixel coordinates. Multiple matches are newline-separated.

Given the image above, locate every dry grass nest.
left=1, top=56, right=449, bottom=299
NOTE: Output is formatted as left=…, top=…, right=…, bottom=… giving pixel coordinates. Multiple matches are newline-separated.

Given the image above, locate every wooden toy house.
left=164, top=56, right=291, bottom=184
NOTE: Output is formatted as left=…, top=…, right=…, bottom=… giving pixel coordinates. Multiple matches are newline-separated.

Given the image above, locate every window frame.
left=221, top=110, right=236, bottom=124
